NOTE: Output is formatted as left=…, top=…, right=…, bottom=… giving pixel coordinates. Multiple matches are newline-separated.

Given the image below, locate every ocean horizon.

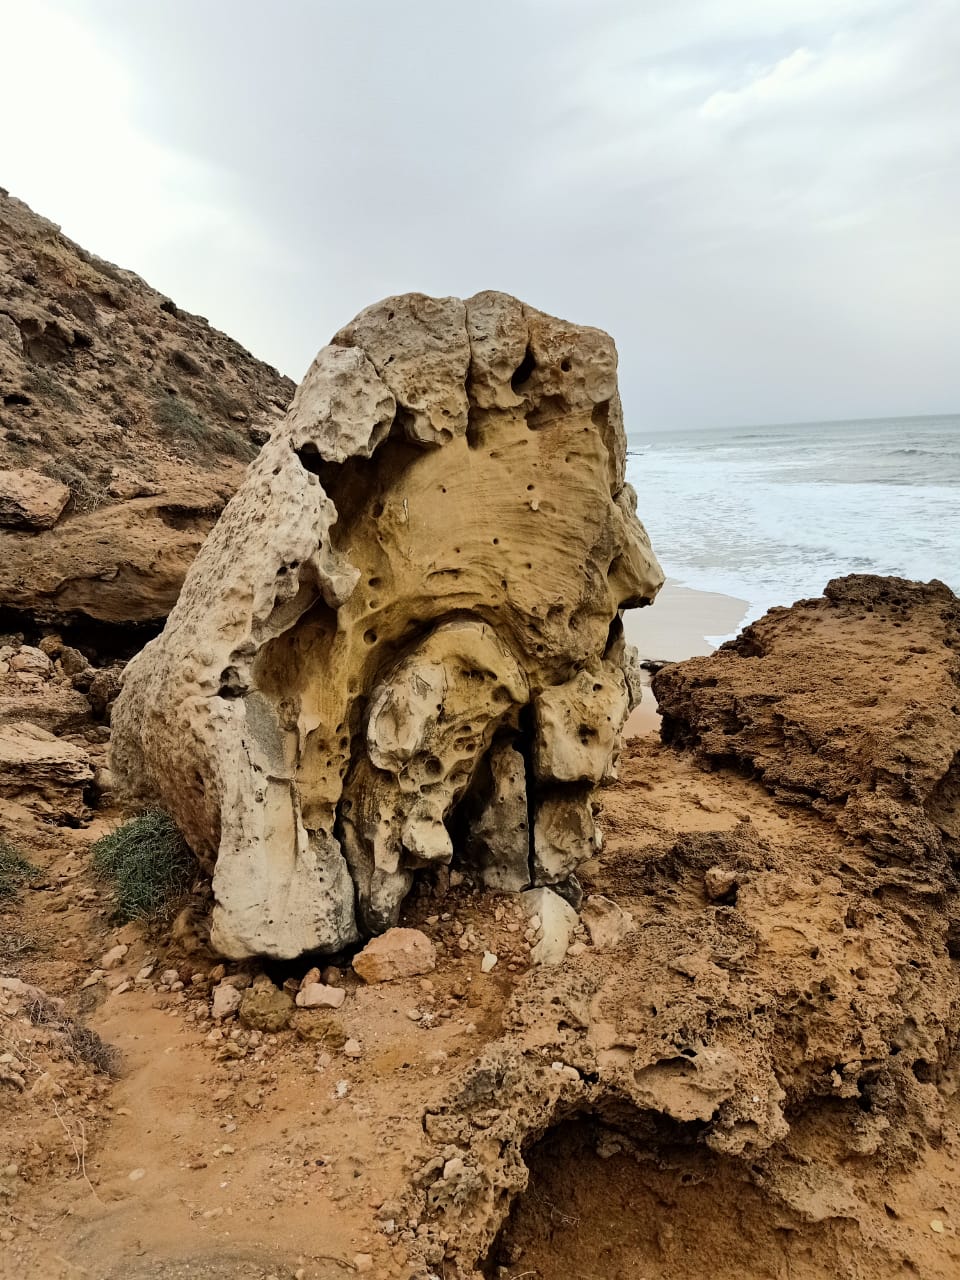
left=625, top=411, right=960, bottom=638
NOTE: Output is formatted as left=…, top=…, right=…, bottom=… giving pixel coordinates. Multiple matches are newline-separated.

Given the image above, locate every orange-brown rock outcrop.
left=654, top=574, right=960, bottom=863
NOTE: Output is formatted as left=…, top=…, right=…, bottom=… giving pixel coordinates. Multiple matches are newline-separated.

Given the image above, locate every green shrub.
left=0, top=839, right=39, bottom=900
left=91, top=811, right=197, bottom=922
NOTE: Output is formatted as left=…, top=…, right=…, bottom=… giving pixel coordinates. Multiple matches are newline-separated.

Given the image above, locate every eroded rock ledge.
left=401, top=579, right=960, bottom=1275
left=654, top=574, right=960, bottom=863
left=111, top=292, right=663, bottom=958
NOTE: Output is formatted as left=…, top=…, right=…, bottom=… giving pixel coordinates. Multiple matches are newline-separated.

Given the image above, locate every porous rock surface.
left=0, top=188, right=294, bottom=628
left=387, top=577, right=960, bottom=1277
left=0, top=720, right=92, bottom=822
left=654, top=574, right=960, bottom=861
left=111, top=291, right=663, bottom=959
left=412, top=798, right=960, bottom=1276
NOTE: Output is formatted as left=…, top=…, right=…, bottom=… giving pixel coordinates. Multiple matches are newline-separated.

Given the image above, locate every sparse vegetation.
left=154, top=393, right=210, bottom=453
left=41, top=458, right=109, bottom=513
left=0, top=838, right=39, bottom=900
left=27, top=995, right=120, bottom=1075
left=91, top=811, right=198, bottom=922
left=154, top=391, right=256, bottom=462
left=0, top=929, right=35, bottom=964
left=27, top=366, right=78, bottom=410
left=218, top=426, right=256, bottom=460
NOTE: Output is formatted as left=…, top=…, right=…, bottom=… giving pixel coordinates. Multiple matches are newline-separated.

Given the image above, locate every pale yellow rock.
left=534, top=665, right=629, bottom=784
left=459, top=738, right=530, bottom=893
left=111, top=292, right=663, bottom=959
left=521, top=886, right=578, bottom=966
left=0, top=719, right=93, bottom=820
left=0, top=468, right=69, bottom=530
left=581, top=894, right=635, bottom=949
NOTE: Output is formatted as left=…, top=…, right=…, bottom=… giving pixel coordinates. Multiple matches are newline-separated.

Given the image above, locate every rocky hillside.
left=0, top=188, right=294, bottom=631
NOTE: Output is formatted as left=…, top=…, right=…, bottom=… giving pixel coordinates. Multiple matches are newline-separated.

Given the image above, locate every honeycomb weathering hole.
left=485, top=1115, right=857, bottom=1280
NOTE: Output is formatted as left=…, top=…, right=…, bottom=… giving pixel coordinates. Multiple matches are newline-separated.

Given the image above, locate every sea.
left=625, top=413, right=960, bottom=635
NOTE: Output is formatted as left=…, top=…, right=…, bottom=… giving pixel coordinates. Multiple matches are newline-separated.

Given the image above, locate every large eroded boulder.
left=111, top=292, right=663, bottom=959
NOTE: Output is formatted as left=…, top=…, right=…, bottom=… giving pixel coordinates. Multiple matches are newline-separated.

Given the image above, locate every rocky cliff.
left=0, top=188, right=294, bottom=631
left=3, top=197, right=960, bottom=1280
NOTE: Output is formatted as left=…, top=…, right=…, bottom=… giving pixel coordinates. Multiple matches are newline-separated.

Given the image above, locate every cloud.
left=0, top=2, right=272, bottom=267
left=700, top=47, right=818, bottom=119
left=1, top=0, right=957, bottom=426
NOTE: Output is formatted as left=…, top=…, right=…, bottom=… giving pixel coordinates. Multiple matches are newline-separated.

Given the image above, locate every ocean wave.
left=624, top=413, right=960, bottom=621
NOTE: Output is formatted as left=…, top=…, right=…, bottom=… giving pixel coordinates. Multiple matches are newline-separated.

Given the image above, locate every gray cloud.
left=2, top=0, right=957, bottom=429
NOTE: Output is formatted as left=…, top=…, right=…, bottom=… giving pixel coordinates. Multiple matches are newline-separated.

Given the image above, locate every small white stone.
left=480, top=951, right=498, bottom=973
left=295, top=982, right=346, bottom=1010
left=343, top=1038, right=362, bottom=1059
left=521, top=888, right=578, bottom=966
left=211, top=983, right=242, bottom=1020
left=100, top=944, right=128, bottom=970
left=128, top=1168, right=146, bottom=1182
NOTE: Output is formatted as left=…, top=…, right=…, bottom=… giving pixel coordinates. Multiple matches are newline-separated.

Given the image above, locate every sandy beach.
left=624, top=579, right=750, bottom=662
left=622, top=579, right=750, bottom=738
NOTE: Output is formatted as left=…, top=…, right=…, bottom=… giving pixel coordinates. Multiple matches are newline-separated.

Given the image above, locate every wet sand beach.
left=622, top=580, right=750, bottom=737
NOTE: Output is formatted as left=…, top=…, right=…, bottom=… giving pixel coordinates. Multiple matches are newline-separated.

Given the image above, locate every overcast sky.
left=2, top=0, right=957, bottom=430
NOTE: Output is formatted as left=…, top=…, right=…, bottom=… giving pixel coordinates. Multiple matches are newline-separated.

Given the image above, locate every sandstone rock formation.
left=0, top=467, right=69, bottom=529
left=111, top=292, right=663, bottom=959
left=0, top=721, right=92, bottom=823
left=654, top=575, right=960, bottom=862
left=0, top=188, right=294, bottom=629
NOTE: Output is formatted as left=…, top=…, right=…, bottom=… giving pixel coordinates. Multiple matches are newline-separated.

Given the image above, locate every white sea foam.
left=626, top=413, right=960, bottom=628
